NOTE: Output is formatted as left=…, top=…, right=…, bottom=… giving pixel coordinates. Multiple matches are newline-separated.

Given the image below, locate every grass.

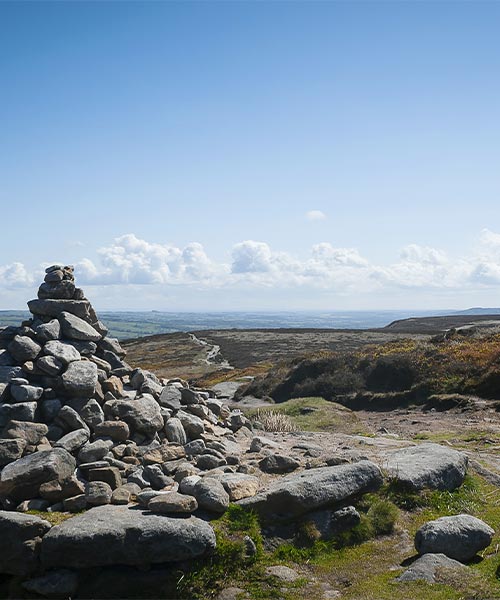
left=243, top=397, right=370, bottom=435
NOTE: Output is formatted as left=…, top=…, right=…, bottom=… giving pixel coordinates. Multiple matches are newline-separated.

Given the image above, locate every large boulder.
left=385, top=443, right=468, bottom=491
left=415, top=515, right=494, bottom=562
left=28, top=299, right=93, bottom=321
left=104, top=395, right=163, bottom=437
left=396, top=553, right=467, bottom=583
left=62, top=361, right=98, bottom=397
left=0, top=510, right=51, bottom=576
left=238, top=461, right=383, bottom=519
left=0, top=448, right=76, bottom=501
left=41, top=505, right=216, bottom=568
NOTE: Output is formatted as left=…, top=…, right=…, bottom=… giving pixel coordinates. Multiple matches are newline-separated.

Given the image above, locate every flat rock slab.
left=396, top=553, right=466, bottom=583
left=415, top=514, right=494, bottom=562
left=385, top=443, right=468, bottom=491
left=238, top=461, right=383, bottom=519
left=41, top=505, right=216, bottom=568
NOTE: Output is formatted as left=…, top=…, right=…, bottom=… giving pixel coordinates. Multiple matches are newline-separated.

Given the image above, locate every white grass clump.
left=253, top=409, right=298, bottom=433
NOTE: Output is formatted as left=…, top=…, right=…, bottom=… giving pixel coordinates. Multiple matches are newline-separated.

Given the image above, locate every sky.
left=1, top=1, right=500, bottom=312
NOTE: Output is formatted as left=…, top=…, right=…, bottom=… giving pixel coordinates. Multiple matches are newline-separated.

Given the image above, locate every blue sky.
left=1, top=1, right=500, bottom=311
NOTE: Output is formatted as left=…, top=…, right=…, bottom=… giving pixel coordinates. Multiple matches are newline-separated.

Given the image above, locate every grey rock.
left=0, top=510, right=51, bottom=576
left=28, top=298, right=92, bottom=321
left=40, top=398, right=62, bottom=422
left=265, top=565, right=300, bottom=582
left=35, top=319, right=61, bottom=343
left=0, top=438, right=26, bottom=466
left=43, top=340, right=81, bottom=365
left=180, top=387, right=202, bottom=405
left=78, top=439, right=114, bottom=463
left=159, top=386, right=182, bottom=410
left=78, top=398, right=105, bottom=429
left=415, top=514, right=495, bottom=562
left=0, top=402, right=38, bottom=424
left=220, top=473, right=259, bottom=501
left=0, top=448, right=76, bottom=501
left=184, top=439, right=206, bottom=456
left=62, top=361, right=98, bottom=397
left=56, top=405, right=89, bottom=432
left=0, top=349, right=14, bottom=366
left=193, top=478, right=230, bottom=513
left=38, top=279, right=75, bottom=299
left=0, top=365, right=23, bottom=383
left=143, top=464, right=175, bottom=490
left=104, top=395, right=164, bottom=437
left=22, top=569, right=79, bottom=599
left=63, top=494, right=87, bottom=512
left=85, top=481, right=113, bottom=505
left=41, top=505, right=217, bottom=568
left=59, top=311, right=102, bottom=342
left=3, top=420, right=49, bottom=445
left=8, top=335, right=41, bottom=362
left=238, top=461, right=383, bottom=520
left=88, top=466, right=122, bottom=490
left=397, top=553, right=467, bottom=583
left=177, top=410, right=205, bottom=439
left=10, top=383, right=44, bottom=402
left=98, top=336, right=126, bottom=358
left=111, top=486, right=132, bottom=505
left=259, top=454, right=300, bottom=474
left=148, top=491, right=198, bottom=514
left=385, top=443, right=468, bottom=491
left=165, top=417, right=187, bottom=444
left=37, top=355, right=64, bottom=376
left=197, top=454, right=226, bottom=470
left=55, top=428, right=90, bottom=453
left=67, top=340, right=97, bottom=356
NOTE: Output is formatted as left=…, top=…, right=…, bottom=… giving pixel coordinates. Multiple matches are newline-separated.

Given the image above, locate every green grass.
left=244, top=397, right=370, bottom=435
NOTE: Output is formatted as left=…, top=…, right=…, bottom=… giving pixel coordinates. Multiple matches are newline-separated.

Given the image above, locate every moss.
left=26, top=510, right=75, bottom=526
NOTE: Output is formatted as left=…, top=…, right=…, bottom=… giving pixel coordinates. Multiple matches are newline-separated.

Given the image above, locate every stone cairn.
left=1, top=266, right=490, bottom=598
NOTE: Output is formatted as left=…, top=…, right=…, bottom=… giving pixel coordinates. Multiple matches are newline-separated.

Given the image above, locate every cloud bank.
left=2, top=230, right=500, bottom=304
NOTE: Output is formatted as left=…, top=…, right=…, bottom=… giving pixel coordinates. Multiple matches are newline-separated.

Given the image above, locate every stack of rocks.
left=0, top=265, right=254, bottom=516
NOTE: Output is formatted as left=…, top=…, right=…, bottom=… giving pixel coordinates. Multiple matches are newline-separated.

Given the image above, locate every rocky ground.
left=1, top=268, right=500, bottom=599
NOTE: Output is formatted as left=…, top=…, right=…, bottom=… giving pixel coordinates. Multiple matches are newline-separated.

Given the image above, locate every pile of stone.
left=0, top=266, right=493, bottom=598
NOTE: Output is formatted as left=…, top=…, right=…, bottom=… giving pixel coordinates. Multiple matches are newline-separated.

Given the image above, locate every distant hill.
left=453, top=307, right=500, bottom=315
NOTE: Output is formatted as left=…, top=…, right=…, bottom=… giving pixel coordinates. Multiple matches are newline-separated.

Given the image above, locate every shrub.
left=367, top=500, right=399, bottom=535
left=366, top=355, right=416, bottom=392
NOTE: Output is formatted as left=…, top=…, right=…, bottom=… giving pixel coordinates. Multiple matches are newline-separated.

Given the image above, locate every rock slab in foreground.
left=396, top=553, right=466, bottom=583
left=0, top=511, right=52, bottom=576
left=415, top=514, right=494, bottom=562
left=41, top=505, right=216, bottom=568
left=385, top=443, right=468, bottom=491
left=238, top=460, right=383, bottom=519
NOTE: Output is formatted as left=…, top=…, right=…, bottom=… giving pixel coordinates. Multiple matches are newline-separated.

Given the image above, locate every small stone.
left=0, top=439, right=26, bottom=466
left=148, top=491, right=198, bottom=514
left=111, top=486, right=132, bottom=505
left=78, top=439, right=113, bottom=463
left=88, top=467, right=122, bottom=490
left=259, top=454, right=300, bottom=474
left=10, top=384, right=44, bottom=403
left=265, top=565, right=300, bottom=582
left=62, top=361, right=98, bottom=397
left=94, top=420, right=130, bottom=442
left=43, top=340, right=81, bottom=365
left=55, top=428, right=90, bottom=453
left=164, top=417, right=187, bottom=444
left=193, top=478, right=229, bottom=513
left=85, top=481, right=112, bottom=506
left=8, top=335, right=41, bottom=363
left=63, top=494, right=87, bottom=512
left=35, top=319, right=61, bottom=343
left=37, top=355, right=63, bottom=376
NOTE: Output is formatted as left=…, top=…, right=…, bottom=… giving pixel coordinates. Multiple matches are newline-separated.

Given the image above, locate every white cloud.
left=0, top=262, right=35, bottom=289
left=306, top=210, right=327, bottom=222
left=3, top=230, right=500, bottom=306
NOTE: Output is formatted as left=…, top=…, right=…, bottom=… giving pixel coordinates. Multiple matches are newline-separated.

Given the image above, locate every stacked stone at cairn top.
left=0, top=264, right=251, bottom=514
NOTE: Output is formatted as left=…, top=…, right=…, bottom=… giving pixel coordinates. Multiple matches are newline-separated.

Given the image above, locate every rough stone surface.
left=59, top=311, right=102, bottom=342
left=62, top=360, right=98, bottom=397
left=238, top=461, right=383, bottom=519
left=85, top=481, right=113, bottom=506
left=415, top=514, right=495, bottom=562
left=22, top=569, right=79, bottom=599
left=0, top=448, right=76, bottom=501
left=148, top=491, right=198, bottom=514
left=43, top=340, right=81, bottom=365
left=193, top=478, right=230, bottom=513
left=0, top=510, right=52, bottom=576
left=259, top=454, right=300, bottom=474
left=397, top=553, right=467, bottom=583
left=8, top=335, right=41, bottom=363
left=385, top=443, right=468, bottom=491
left=0, top=438, right=26, bottom=466
left=164, top=417, right=187, bottom=444
left=41, top=505, right=216, bottom=568
left=104, top=395, right=164, bottom=437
